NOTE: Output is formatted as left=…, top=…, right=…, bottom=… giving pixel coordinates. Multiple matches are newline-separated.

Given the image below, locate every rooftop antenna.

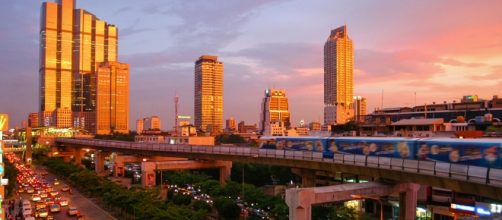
left=381, top=89, right=384, bottom=110
left=414, top=91, right=417, bottom=107
left=174, top=92, right=179, bottom=136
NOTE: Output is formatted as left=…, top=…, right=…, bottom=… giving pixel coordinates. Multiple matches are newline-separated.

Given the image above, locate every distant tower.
left=174, top=94, right=179, bottom=135
left=324, top=25, right=354, bottom=125
left=259, top=88, right=291, bottom=135
left=194, top=55, right=224, bottom=134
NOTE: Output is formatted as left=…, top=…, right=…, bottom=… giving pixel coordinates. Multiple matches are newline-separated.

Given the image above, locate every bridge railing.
left=57, top=138, right=502, bottom=187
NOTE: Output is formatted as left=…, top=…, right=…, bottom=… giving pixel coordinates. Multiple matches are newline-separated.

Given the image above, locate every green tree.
left=215, top=197, right=241, bottom=220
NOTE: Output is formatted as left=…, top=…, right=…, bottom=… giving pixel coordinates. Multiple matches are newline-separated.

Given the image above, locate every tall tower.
left=324, top=25, right=354, bottom=125
left=95, top=61, right=129, bottom=134
left=39, top=0, right=75, bottom=128
left=194, top=55, right=224, bottom=134
left=39, top=0, right=125, bottom=133
left=353, top=96, right=367, bottom=123
left=259, top=89, right=291, bottom=135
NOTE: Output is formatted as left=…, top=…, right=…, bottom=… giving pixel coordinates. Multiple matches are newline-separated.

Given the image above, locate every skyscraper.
left=226, top=117, right=237, bottom=132
left=95, top=62, right=129, bottom=134
left=324, top=25, right=354, bottom=125
left=353, top=96, right=367, bottom=123
left=39, top=0, right=74, bottom=128
left=259, top=89, right=291, bottom=135
left=194, top=55, right=224, bottom=134
left=39, top=0, right=125, bottom=133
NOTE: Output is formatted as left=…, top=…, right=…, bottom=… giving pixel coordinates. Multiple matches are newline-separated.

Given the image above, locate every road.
left=9, top=165, right=116, bottom=220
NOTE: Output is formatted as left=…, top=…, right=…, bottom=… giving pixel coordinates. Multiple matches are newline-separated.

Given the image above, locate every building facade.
left=136, top=119, right=144, bottom=134
left=95, top=62, right=129, bottom=134
left=324, top=25, right=354, bottom=125
left=39, top=0, right=123, bottom=132
left=226, top=117, right=237, bottom=132
left=142, top=116, right=161, bottom=131
left=353, top=96, right=367, bottom=123
left=194, top=55, right=224, bottom=134
left=259, top=89, right=291, bottom=134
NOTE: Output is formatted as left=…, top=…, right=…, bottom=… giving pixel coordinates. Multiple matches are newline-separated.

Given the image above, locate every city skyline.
left=1, top=0, right=502, bottom=129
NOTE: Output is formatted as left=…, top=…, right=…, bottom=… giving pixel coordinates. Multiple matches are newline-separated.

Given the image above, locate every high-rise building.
left=39, top=0, right=120, bottom=131
left=259, top=89, right=291, bottom=134
left=194, top=55, right=224, bottom=134
left=143, top=116, right=161, bottom=131
left=226, top=117, right=237, bottom=132
left=353, top=96, right=367, bottom=123
left=28, top=113, right=39, bottom=128
left=95, top=62, right=129, bottom=134
left=324, top=25, right=354, bottom=125
left=136, top=119, right=144, bottom=134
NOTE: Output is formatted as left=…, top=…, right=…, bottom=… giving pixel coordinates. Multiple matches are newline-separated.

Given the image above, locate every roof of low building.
left=391, top=118, right=444, bottom=126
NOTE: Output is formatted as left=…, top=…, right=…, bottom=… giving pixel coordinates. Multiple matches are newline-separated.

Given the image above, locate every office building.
left=143, top=116, right=161, bottom=131
left=28, top=113, right=39, bottom=128
left=353, top=96, right=367, bottom=123
left=136, top=119, right=144, bottom=134
left=95, top=62, right=129, bottom=134
left=226, top=117, right=237, bottom=132
left=259, top=89, right=291, bottom=134
left=194, top=55, right=224, bottom=134
left=324, top=25, right=354, bottom=125
left=39, top=0, right=121, bottom=131
left=238, top=121, right=257, bottom=134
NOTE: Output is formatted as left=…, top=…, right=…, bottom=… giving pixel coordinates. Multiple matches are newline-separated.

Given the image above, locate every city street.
left=5, top=153, right=116, bottom=220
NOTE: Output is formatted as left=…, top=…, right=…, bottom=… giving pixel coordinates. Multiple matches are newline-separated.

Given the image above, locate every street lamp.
left=351, top=194, right=383, bottom=220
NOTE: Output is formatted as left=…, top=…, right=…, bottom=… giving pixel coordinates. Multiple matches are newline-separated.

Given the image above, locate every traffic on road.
left=4, top=152, right=85, bottom=220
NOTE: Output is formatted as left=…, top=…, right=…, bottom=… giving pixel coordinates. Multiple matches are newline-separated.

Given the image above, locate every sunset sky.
left=1, top=0, right=502, bottom=129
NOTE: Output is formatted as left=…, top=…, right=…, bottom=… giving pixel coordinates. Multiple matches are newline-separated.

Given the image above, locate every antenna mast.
left=174, top=93, right=179, bottom=136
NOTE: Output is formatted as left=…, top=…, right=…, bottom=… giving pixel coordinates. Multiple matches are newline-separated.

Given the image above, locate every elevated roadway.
left=56, top=138, right=502, bottom=200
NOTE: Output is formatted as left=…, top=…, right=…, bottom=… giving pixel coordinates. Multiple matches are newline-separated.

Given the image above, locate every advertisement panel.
left=0, top=114, right=8, bottom=132
left=418, top=140, right=502, bottom=168
left=329, top=138, right=416, bottom=159
left=275, top=137, right=326, bottom=152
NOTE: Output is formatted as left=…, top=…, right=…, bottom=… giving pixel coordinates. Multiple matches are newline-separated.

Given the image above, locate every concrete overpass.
left=56, top=138, right=502, bottom=201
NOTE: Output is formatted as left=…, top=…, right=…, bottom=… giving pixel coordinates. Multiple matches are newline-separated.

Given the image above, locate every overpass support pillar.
left=398, top=183, right=420, bottom=220
left=219, top=162, right=232, bottom=185
left=142, top=161, right=156, bottom=188
left=73, top=147, right=84, bottom=166
left=292, top=168, right=316, bottom=187
left=285, top=188, right=315, bottom=220
left=95, top=151, right=111, bottom=174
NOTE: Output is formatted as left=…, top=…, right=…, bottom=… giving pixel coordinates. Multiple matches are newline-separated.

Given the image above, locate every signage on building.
left=0, top=114, right=8, bottom=132
left=0, top=179, right=7, bottom=186
left=177, top=115, right=191, bottom=119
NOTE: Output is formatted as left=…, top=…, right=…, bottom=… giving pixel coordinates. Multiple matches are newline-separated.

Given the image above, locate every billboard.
left=0, top=114, right=8, bottom=132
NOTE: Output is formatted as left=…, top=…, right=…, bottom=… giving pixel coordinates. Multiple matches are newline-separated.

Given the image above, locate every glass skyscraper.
left=324, top=25, right=354, bottom=125
left=39, top=0, right=126, bottom=134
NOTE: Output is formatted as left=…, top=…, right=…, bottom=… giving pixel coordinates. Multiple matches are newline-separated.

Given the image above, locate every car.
left=59, top=198, right=69, bottom=207
left=31, top=194, right=42, bottom=202
left=23, top=207, right=33, bottom=216
left=46, top=215, right=54, bottom=220
left=61, top=185, right=70, bottom=192
left=53, top=179, right=60, bottom=186
left=17, top=187, right=25, bottom=193
left=49, top=190, right=59, bottom=197
left=35, top=201, right=46, bottom=209
left=40, top=192, right=48, bottom=198
left=36, top=208, right=49, bottom=218
left=26, top=187, right=35, bottom=194
left=77, top=214, right=85, bottom=220
left=45, top=197, right=55, bottom=206
left=49, top=204, right=61, bottom=213
left=67, top=207, right=78, bottom=216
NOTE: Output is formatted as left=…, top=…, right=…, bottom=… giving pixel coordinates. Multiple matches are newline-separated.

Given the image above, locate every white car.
left=23, top=207, right=33, bottom=216
left=31, top=194, right=42, bottom=202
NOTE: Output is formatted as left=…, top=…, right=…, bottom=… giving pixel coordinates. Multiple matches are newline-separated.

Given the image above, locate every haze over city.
left=1, top=0, right=502, bottom=128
